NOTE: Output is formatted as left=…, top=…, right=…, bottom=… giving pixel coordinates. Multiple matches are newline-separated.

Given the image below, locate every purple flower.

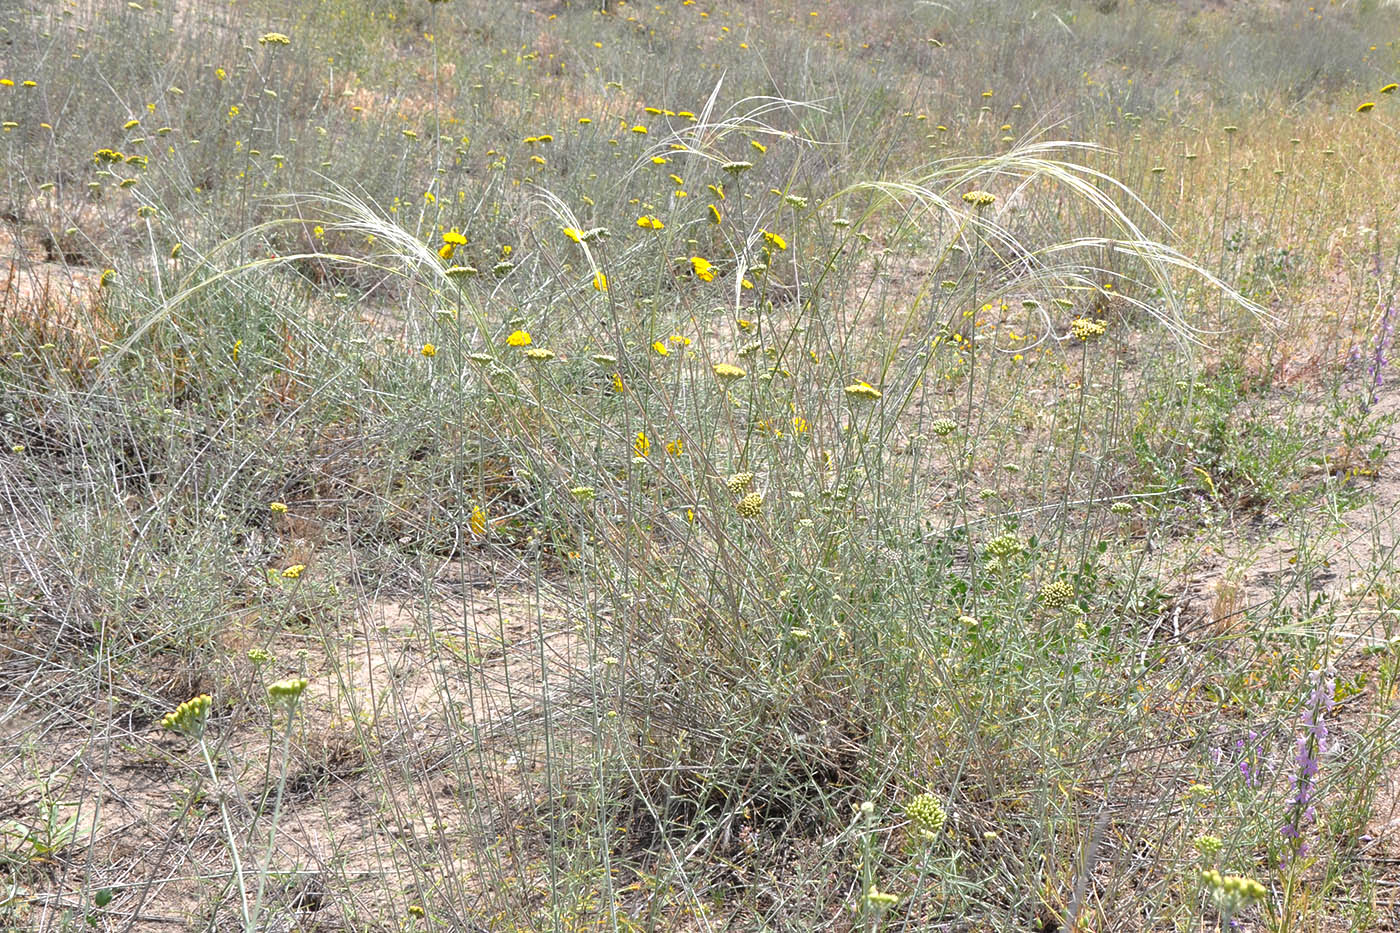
left=1366, top=299, right=1394, bottom=410
left=1281, top=667, right=1335, bottom=866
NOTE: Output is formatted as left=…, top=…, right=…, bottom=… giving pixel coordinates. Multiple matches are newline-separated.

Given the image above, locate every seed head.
left=726, top=471, right=755, bottom=494
left=735, top=492, right=764, bottom=518
left=984, top=532, right=1025, bottom=558
left=1039, top=580, right=1075, bottom=609
left=905, top=793, right=947, bottom=836
left=1193, top=833, right=1224, bottom=860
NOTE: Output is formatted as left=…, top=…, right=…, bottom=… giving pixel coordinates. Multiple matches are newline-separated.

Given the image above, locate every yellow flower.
left=652, top=341, right=669, bottom=356
left=713, top=362, right=746, bottom=383
left=634, top=431, right=651, bottom=457
left=507, top=329, right=532, bottom=347
left=630, top=124, right=648, bottom=134
left=612, top=372, right=625, bottom=393
left=636, top=215, right=665, bottom=230
left=421, top=343, right=437, bottom=357
left=792, top=415, right=809, bottom=434
left=1357, top=101, right=1376, bottom=113
left=690, top=256, right=716, bottom=281
left=844, top=382, right=882, bottom=402
left=267, top=677, right=308, bottom=707
left=1382, top=83, right=1399, bottom=94
left=281, top=564, right=306, bottom=579
left=592, top=271, right=607, bottom=291
left=258, top=32, right=291, bottom=46
left=1070, top=317, right=1107, bottom=341
left=750, top=139, right=766, bottom=153
left=666, top=439, right=683, bottom=456
left=270, top=501, right=289, bottom=513
left=761, top=229, right=787, bottom=250
left=962, top=190, right=996, bottom=207
left=708, top=204, right=722, bottom=223
left=161, top=694, right=212, bottom=737
left=469, top=506, right=488, bottom=535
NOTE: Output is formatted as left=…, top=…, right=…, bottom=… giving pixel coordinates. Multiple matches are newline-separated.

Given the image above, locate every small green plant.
left=0, top=792, right=80, bottom=865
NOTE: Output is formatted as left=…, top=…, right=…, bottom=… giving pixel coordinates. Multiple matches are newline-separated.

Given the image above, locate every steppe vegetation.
left=3, top=0, right=1400, bottom=929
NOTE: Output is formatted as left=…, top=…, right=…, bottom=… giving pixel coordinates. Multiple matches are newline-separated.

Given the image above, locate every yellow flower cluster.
left=1070, top=317, right=1107, bottom=341
left=267, top=677, right=308, bottom=709
left=713, top=362, right=746, bottom=383
left=161, top=694, right=212, bottom=737
left=1200, top=870, right=1266, bottom=918
left=844, top=382, right=882, bottom=402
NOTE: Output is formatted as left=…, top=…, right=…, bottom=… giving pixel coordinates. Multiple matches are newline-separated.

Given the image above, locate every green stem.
left=248, top=707, right=298, bottom=933
left=199, top=739, right=251, bottom=927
